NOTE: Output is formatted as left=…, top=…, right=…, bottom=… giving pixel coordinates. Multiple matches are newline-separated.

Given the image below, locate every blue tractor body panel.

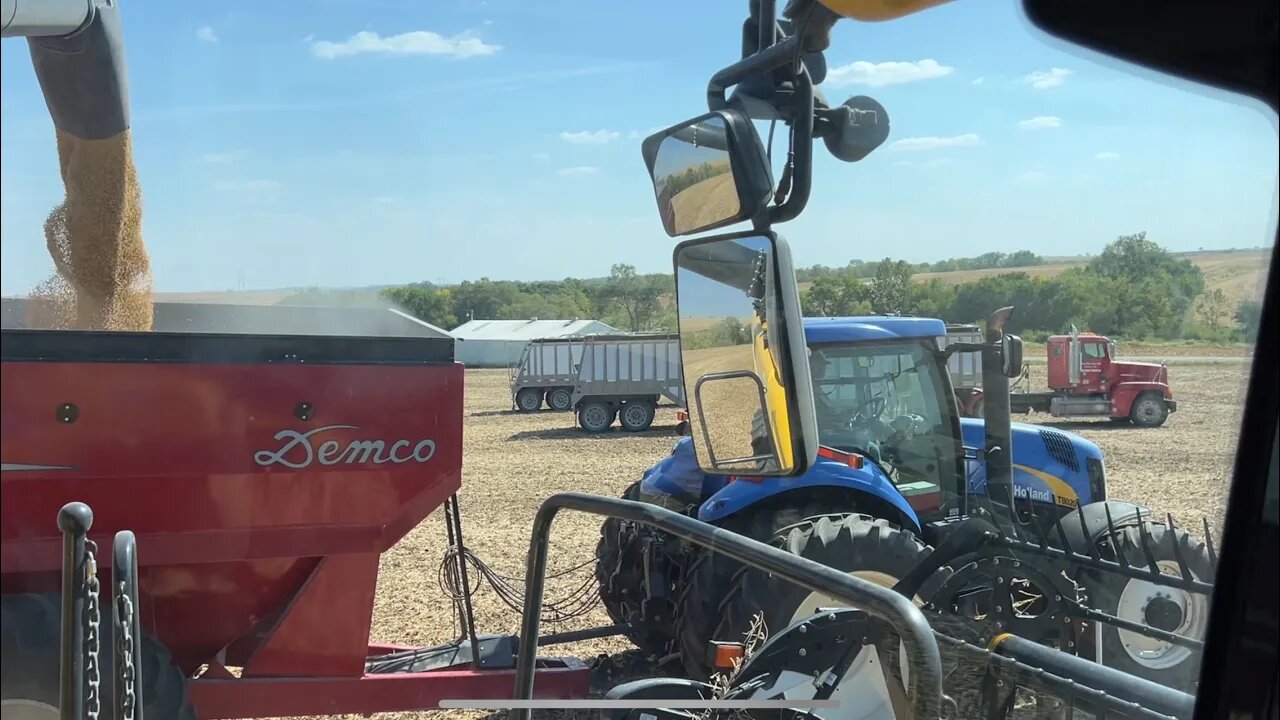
left=636, top=314, right=1103, bottom=533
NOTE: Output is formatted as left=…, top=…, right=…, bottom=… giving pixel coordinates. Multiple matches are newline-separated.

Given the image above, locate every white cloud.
left=889, top=133, right=982, bottom=152
left=311, top=30, right=501, bottom=60
left=196, top=26, right=218, bottom=43
left=1023, top=68, right=1073, bottom=89
left=971, top=76, right=985, bottom=85
left=1095, top=151, right=1120, bottom=160
left=557, top=166, right=599, bottom=176
left=200, top=152, right=235, bottom=164
left=559, top=130, right=620, bottom=144
left=825, top=59, right=953, bottom=88
left=1017, top=115, right=1062, bottom=130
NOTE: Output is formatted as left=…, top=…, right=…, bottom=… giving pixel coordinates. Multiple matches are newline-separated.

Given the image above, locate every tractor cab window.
left=809, top=340, right=960, bottom=494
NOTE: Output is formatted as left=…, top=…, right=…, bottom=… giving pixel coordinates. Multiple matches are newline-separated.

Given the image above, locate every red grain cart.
left=0, top=327, right=589, bottom=718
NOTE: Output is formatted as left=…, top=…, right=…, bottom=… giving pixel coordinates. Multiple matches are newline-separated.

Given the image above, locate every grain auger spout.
left=4, top=0, right=153, bottom=331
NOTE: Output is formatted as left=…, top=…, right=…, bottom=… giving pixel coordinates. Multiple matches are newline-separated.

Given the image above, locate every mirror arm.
left=707, top=32, right=803, bottom=111
left=767, top=69, right=813, bottom=224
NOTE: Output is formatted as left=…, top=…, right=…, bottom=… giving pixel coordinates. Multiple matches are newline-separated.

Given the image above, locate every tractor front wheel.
left=595, top=482, right=679, bottom=656
left=1087, top=521, right=1214, bottom=692
left=1, top=593, right=196, bottom=720
left=1128, top=393, right=1170, bottom=428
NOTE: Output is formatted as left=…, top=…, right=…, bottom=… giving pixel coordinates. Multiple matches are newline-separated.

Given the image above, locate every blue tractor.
left=595, top=313, right=1214, bottom=693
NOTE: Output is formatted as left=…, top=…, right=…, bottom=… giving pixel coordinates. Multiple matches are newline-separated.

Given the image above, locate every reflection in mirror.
left=652, top=116, right=741, bottom=236
left=675, top=234, right=797, bottom=475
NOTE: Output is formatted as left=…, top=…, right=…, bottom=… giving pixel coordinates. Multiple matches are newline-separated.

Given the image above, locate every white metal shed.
left=452, top=318, right=619, bottom=368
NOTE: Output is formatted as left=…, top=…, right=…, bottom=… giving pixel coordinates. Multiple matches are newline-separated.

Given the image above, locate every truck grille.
left=1039, top=429, right=1080, bottom=472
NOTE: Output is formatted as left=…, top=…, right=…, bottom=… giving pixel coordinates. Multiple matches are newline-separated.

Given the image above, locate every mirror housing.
left=1001, top=334, right=1024, bottom=378
left=642, top=110, right=774, bottom=238
left=672, top=230, right=817, bottom=476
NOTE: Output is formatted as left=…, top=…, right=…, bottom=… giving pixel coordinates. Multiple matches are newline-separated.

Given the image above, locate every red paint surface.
left=1, top=360, right=464, bottom=679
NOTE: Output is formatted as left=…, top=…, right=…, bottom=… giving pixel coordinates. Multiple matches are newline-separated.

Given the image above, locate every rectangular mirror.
left=642, top=110, right=773, bottom=238
left=673, top=231, right=817, bottom=476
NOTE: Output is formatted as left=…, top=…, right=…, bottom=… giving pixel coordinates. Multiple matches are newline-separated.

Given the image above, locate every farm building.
left=452, top=318, right=619, bottom=368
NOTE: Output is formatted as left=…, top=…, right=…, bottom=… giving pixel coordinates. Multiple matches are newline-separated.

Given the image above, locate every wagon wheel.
left=579, top=401, right=616, bottom=433
left=619, top=400, right=656, bottom=432
left=515, top=387, right=544, bottom=413
left=547, top=388, right=574, bottom=412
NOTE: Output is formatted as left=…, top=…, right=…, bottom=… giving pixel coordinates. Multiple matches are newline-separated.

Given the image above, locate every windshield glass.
left=810, top=339, right=960, bottom=492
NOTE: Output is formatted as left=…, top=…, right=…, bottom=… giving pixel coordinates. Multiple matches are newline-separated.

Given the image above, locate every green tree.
left=380, top=286, right=457, bottom=329
left=596, top=264, right=667, bottom=332
left=1235, top=299, right=1263, bottom=342
left=801, top=273, right=872, bottom=316
left=869, top=259, right=914, bottom=314
left=1085, top=232, right=1204, bottom=338
left=1196, top=288, right=1231, bottom=332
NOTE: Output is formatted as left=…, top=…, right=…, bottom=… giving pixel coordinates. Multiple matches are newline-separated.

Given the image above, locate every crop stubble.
left=301, top=359, right=1250, bottom=720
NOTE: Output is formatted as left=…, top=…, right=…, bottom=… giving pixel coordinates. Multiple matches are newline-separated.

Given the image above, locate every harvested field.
left=309, top=358, right=1251, bottom=719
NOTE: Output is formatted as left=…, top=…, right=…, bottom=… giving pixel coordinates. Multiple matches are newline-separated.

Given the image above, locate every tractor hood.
left=960, top=418, right=1105, bottom=508
left=1112, top=360, right=1168, bottom=385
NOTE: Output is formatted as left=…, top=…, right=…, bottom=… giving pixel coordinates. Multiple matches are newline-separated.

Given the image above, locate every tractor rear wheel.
left=595, top=482, right=679, bottom=656
left=0, top=593, right=196, bottom=720
left=674, top=500, right=839, bottom=679
left=547, top=388, right=574, bottom=412
left=1128, top=393, right=1169, bottom=428
left=515, top=387, right=543, bottom=413
left=1087, top=521, right=1214, bottom=693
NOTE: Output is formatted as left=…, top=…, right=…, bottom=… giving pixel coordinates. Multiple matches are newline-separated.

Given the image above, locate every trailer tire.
left=595, top=482, right=678, bottom=656
left=674, top=500, right=837, bottom=679
left=0, top=593, right=197, bottom=720
left=619, top=400, right=656, bottom=432
left=515, top=387, right=544, bottom=413
left=547, top=388, right=573, bottom=412
left=1087, top=521, right=1214, bottom=693
left=1128, top=393, right=1169, bottom=428
left=579, top=401, right=616, bottom=433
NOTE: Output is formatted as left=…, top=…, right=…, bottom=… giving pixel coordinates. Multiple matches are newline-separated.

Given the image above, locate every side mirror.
left=642, top=110, right=774, bottom=238
left=673, top=231, right=817, bottom=476
left=1001, top=334, right=1024, bottom=378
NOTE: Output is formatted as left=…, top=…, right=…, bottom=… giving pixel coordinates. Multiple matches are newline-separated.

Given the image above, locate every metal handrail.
left=512, top=492, right=943, bottom=719
left=112, top=531, right=144, bottom=720
left=58, top=502, right=94, bottom=720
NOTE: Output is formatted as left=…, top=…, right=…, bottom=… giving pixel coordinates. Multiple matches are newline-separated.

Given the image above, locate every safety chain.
left=83, top=539, right=102, bottom=720
left=116, top=583, right=138, bottom=720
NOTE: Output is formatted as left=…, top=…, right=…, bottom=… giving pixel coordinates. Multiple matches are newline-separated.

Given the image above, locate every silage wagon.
left=570, top=332, right=685, bottom=433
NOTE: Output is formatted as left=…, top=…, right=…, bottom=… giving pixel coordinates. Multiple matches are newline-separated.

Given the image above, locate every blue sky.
left=2, top=0, right=1277, bottom=294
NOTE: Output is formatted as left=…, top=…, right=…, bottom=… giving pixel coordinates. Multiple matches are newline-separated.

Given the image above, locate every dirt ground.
left=307, top=357, right=1252, bottom=720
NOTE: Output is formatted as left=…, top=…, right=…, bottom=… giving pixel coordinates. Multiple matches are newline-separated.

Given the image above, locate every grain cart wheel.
left=0, top=593, right=196, bottom=720
left=595, top=482, right=678, bottom=655
left=515, top=387, right=544, bottom=413
left=1128, top=392, right=1169, bottom=428
left=674, top=500, right=837, bottom=679
left=547, top=388, right=574, bottom=412
left=579, top=401, right=616, bottom=433
left=619, top=400, right=656, bottom=432
left=1087, top=521, right=1214, bottom=693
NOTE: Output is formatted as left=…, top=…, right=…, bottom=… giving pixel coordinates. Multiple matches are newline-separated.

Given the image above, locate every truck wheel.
left=1087, top=522, right=1214, bottom=693
left=1, top=593, right=197, bottom=720
left=674, top=500, right=838, bottom=679
left=547, top=388, right=573, bottom=412
left=579, top=401, right=616, bottom=433
left=1129, top=393, right=1169, bottom=428
left=515, top=388, right=543, bottom=413
left=595, top=482, right=678, bottom=656
left=619, top=400, right=656, bottom=432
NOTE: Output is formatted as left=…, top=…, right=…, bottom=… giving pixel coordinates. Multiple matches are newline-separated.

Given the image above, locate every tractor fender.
left=1055, top=500, right=1152, bottom=553
left=695, top=459, right=921, bottom=533
left=1110, top=381, right=1172, bottom=415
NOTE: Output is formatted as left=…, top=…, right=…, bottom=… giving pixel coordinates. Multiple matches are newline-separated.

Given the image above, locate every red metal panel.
left=243, top=553, right=380, bottom=677
left=188, top=661, right=592, bottom=719
left=2, top=360, right=463, bottom=672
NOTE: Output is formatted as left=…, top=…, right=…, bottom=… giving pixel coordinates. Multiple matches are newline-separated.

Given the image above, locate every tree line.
left=282, top=232, right=1263, bottom=343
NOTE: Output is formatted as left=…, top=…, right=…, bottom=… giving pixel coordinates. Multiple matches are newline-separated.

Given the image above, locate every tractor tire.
left=515, top=387, right=544, bottom=413
left=0, top=593, right=197, bottom=720
left=595, top=482, right=678, bottom=656
left=547, top=388, right=573, bottom=412
left=1128, top=392, right=1169, bottom=428
left=1086, top=521, right=1214, bottom=693
left=619, top=400, right=656, bottom=433
left=674, top=499, right=839, bottom=679
left=579, top=401, right=616, bottom=433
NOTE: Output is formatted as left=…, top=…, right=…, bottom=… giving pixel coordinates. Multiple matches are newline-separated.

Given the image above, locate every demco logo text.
left=254, top=425, right=437, bottom=469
